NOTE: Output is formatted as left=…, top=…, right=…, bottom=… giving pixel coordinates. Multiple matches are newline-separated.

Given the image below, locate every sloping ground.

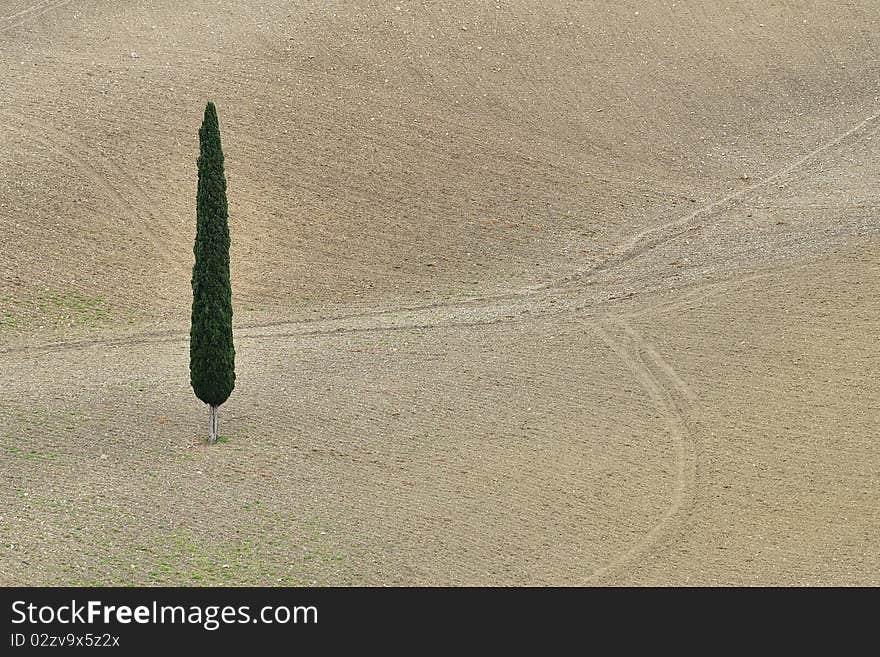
left=0, top=318, right=679, bottom=585
left=615, top=242, right=880, bottom=584
left=3, top=0, right=880, bottom=323
left=0, top=1, right=878, bottom=585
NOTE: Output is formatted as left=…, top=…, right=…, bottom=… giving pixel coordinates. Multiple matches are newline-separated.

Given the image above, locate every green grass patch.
left=47, top=290, right=109, bottom=326
left=0, top=434, right=59, bottom=461
left=0, top=290, right=111, bottom=331
left=0, top=310, right=18, bottom=328
left=140, top=529, right=257, bottom=585
left=0, top=294, right=22, bottom=329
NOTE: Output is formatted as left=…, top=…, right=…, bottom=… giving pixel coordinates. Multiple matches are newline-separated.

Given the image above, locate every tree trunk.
left=209, top=405, right=218, bottom=444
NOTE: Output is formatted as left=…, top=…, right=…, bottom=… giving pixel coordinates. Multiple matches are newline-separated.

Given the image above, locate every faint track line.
left=0, top=110, right=180, bottom=268
left=0, top=314, right=521, bottom=356
left=0, top=0, right=70, bottom=35
left=589, top=320, right=698, bottom=583
left=619, top=270, right=777, bottom=322
left=535, top=111, right=880, bottom=292
left=0, top=0, right=54, bottom=24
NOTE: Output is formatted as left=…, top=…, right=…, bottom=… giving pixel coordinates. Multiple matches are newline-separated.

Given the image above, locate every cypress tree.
left=190, top=101, right=235, bottom=443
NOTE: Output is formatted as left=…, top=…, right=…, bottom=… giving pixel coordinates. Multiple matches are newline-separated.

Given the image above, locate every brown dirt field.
left=0, top=1, right=878, bottom=585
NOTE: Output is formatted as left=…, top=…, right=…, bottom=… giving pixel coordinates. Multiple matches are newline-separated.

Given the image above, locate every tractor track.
left=589, top=320, right=699, bottom=583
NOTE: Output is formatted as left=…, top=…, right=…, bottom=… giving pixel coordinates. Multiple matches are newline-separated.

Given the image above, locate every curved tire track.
left=0, top=110, right=181, bottom=268
left=589, top=320, right=698, bottom=583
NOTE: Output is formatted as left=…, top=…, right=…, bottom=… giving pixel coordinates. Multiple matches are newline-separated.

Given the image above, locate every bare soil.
left=0, top=1, right=877, bottom=585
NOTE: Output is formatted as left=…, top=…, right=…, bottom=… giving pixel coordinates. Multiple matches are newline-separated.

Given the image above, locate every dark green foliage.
left=190, top=101, right=235, bottom=407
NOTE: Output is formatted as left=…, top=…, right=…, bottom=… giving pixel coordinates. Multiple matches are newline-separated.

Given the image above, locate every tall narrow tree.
left=190, top=101, right=235, bottom=443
